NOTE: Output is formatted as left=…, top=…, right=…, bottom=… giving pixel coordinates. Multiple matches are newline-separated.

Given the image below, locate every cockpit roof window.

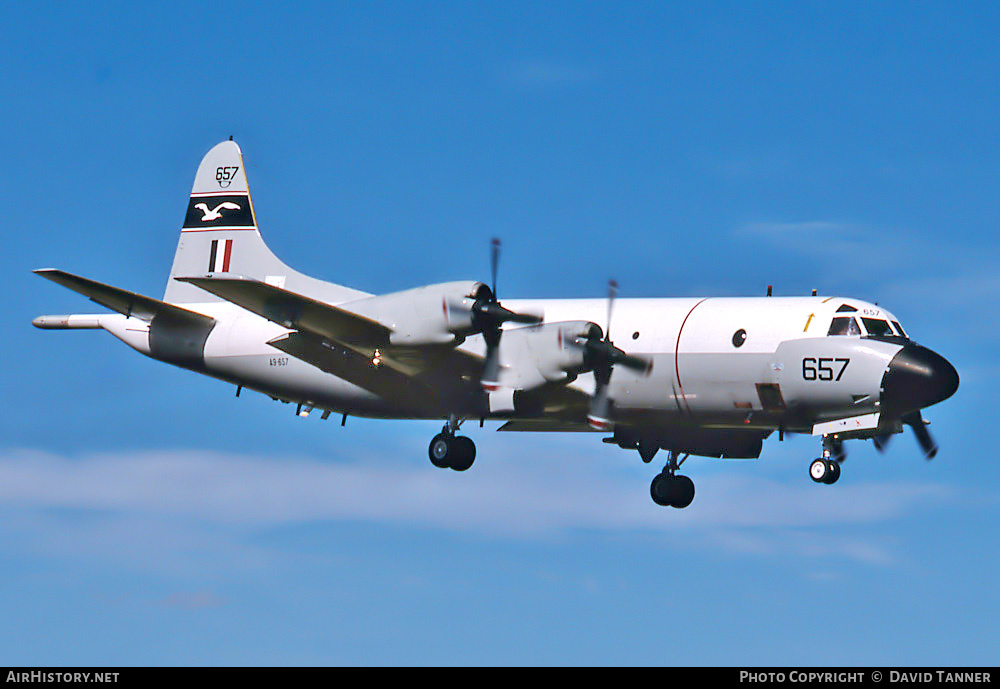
left=835, top=304, right=858, bottom=313
left=861, top=318, right=894, bottom=337
left=828, top=317, right=862, bottom=336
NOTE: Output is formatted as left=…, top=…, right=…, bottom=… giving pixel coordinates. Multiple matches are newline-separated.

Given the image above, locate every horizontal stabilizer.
left=177, top=275, right=390, bottom=347
left=34, top=269, right=215, bottom=326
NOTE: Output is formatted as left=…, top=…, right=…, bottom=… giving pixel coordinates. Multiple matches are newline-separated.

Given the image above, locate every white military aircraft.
left=33, top=140, right=959, bottom=508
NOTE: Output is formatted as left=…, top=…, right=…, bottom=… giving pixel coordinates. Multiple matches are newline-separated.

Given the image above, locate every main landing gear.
left=650, top=450, right=695, bottom=509
left=809, top=435, right=843, bottom=485
left=428, top=420, right=476, bottom=472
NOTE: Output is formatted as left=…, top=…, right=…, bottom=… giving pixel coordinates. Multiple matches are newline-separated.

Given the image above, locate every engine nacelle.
left=520, top=320, right=595, bottom=384
left=355, top=281, right=488, bottom=346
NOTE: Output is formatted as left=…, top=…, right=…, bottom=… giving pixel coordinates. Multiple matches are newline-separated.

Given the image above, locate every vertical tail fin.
left=164, top=140, right=369, bottom=305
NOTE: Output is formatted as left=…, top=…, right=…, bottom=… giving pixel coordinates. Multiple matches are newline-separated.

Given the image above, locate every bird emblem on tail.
left=194, top=201, right=241, bottom=221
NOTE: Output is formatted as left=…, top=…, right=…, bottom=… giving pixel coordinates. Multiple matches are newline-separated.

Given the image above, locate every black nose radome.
left=881, top=344, right=959, bottom=416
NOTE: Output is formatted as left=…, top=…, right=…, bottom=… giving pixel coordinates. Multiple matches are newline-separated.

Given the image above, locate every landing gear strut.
left=428, top=418, right=476, bottom=472
left=809, top=435, right=842, bottom=484
left=650, top=450, right=695, bottom=508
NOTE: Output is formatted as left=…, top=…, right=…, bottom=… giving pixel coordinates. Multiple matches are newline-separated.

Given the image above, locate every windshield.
left=861, top=318, right=894, bottom=337
left=828, top=317, right=862, bottom=336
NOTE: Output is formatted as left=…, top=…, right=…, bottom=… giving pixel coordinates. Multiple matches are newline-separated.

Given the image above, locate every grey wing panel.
left=34, top=269, right=215, bottom=326
left=268, top=332, right=450, bottom=413
left=385, top=345, right=484, bottom=385
left=177, top=275, right=390, bottom=347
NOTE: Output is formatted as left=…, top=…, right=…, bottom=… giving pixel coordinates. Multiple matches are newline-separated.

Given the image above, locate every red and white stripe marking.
left=209, top=239, right=234, bottom=272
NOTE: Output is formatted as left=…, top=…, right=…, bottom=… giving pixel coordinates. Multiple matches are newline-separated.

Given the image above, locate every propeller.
left=572, top=279, right=653, bottom=430
left=904, top=411, right=938, bottom=460
left=873, top=412, right=937, bottom=460
left=473, top=238, right=543, bottom=391
left=872, top=433, right=891, bottom=453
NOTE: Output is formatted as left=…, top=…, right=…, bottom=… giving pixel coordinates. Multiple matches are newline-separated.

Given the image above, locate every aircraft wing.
left=176, top=275, right=390, bottom=347
left=35, top=269, right=215, bottom=326
left=178, top=275, right=486, bottom=400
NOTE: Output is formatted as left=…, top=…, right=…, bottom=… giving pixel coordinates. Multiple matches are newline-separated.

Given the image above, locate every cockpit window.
left=828, top=317, right=862, bottom=336
left=835, top=304, right=858, bottom=313
left=891, top=320, right=908, bottom=339
left=861, top=318, right=894, bottom=337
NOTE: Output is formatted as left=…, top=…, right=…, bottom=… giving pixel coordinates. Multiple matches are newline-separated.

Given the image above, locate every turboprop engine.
left=497, top=320, right=596, bottom=390
left=371, top=281, right=488, bottom=346
left=366, top=239, right=543, bottom=391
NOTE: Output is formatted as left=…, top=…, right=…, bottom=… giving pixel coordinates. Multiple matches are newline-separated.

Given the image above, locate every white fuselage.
left=100, top=293, right=906, bottom=434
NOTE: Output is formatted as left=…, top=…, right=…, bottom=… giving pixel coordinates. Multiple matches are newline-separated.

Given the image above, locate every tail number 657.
left=802, top=357, right=850, bottom=381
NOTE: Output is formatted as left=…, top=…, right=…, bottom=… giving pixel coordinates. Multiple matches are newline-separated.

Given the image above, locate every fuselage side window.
left=861, top=318, right=893, bottom=337
left=828, top=317, right=862, bottom=336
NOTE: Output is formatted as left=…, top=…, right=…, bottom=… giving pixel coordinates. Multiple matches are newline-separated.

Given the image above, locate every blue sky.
left=2, top=1, right=998, bottom=665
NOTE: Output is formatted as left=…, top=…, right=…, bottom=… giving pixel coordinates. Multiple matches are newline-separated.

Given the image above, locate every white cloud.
left=160, top=590, right=225, bottom=609
left=736, top=220, right=879, bottom=261
left=0, top=447, right=951, bottom=570
left=738, top=221, right=860, bottom=235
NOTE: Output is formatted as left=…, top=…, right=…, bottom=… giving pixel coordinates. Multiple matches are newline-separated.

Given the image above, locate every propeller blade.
left=903, top=412, right=938, bottom=460
left=496, top=305, right=543, bottom=325
left=476, top=301, right=542, bottom=325
left=873, top=433, right=892, bottom=453
left=587, top=379, right=613, bottom=430
left=615, top=351, right=654, bottom=375
left=578, top=338, right=652, bottom=375
left=490, top=238, right=500, bottom=300
left=481, top=342, right=501, bottom=392
left=606, top=279, right=618, bottom=340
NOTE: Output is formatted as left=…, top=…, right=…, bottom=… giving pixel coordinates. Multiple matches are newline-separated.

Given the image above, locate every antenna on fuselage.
left=766, top=285, right=773, bottom=297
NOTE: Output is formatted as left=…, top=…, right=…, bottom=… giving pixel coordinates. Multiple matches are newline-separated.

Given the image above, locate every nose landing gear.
left=650, top=450, right=695, bottom=508
left=809, top=435, right=843, bottom=484
left=428, top=420, right=476, bottom=472
left=809, top=457, right=840, bottom=484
